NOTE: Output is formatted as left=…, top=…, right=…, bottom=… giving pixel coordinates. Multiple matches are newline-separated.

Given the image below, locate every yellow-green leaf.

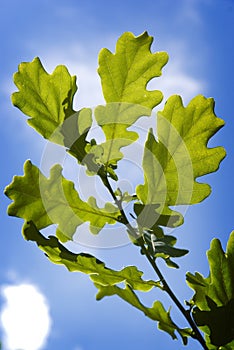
left=12, top=57, right=77, bottom=143
left=95, top=31, right=168, bottom=172
left=11, top=57, right=95, bottom=168
left=98, top=31, right=168, bottom=108
left=94, top=102, right=150, bottom=166
left=24, top=220, right=159, bottom=292
left=135, top=95, right=226, bottom=229
left=95, top=283, right=181, bottom=340
left=5, top=160, right=120, bottom=241
left=187, top=231, right=234, bottom=309
left=23, top=220, right=186, bottom=341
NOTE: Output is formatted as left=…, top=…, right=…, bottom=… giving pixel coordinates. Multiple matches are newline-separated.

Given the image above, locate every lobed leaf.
left=98, top=31, right=168, bottom=108
left=186, top=231, right=234, bottom=347
left=11, top=57, right=99, bottom=172
left=96, top=283, right=192, bottom=343
left=5, top=160, right=120, bottom=241
left=23, top=221, right=190, bottom=342
left=12, top=57, right=77, bottom=143
left=94, top=102, right=150, bottom=169
left=96, top=283, right=179, bottom=340
left=23, top=220, right=159, bottom=292
left=135, top=95, right=226, bottom=230
left=186, top=231, right=234, bottom=308
left=142, top=232, right=188, bottom=269
left=94, top=31, right=168, bottom=173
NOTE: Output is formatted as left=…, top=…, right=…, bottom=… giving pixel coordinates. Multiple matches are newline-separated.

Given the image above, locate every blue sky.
left=0, top=0, right=234, bottom=349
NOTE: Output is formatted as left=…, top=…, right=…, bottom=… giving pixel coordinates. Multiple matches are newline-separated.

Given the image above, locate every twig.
left=100, top=173, right=209, bottom=350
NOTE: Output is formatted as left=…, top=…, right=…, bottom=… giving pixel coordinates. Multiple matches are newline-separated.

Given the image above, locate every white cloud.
left=0, top=283, right=51, bottom=350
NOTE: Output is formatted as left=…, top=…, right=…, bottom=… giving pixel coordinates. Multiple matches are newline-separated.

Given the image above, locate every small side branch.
left=139, top=244, right=208, bottom=350
left=100, top=173, right=208, bottom=350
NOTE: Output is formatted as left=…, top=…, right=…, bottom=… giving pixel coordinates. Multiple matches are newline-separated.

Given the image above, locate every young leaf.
left=98, top=31, right=168, bottom=108
left=186, top=231, right=234, bottom=309
left=11, top=57, right=97, bottom=169
left=141, top=232, right=188, bottom=269
left=12, top=57, right=77, bottom=143
left=186, top=231, right=234, bottom=347
left=96, top=282, right=193, bottom=344
left=94, top=102, right=150, bottom=168
left=5, top=160, right=120, bottom=241
left=94, top=31, right=168, bottom=173
left=96, top=283, right=182, bottom=340
left=135, top=95, right=226, bottom=229
left=23, top=221, right=188, bottom=342
left=23, top=221, right=160, bottom=292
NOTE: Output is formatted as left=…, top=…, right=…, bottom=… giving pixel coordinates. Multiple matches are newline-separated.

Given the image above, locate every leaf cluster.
left=4, top=31, right=232, bottom=348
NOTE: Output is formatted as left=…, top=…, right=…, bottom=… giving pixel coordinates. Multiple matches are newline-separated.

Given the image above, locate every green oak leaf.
left=186, top=231, right=234, bottom=308
left=5, top=160, right=120, bottom=241
left=96, top=283, right=181, bottom=340
left=186, top=231, right=234, bottom=347
left=96, top=283, right=192, bottom=343
left=12, top=57, right=77, bottom=143
left=95, top=31, right=168, bottom=173
left=23, top=220, right=160, bottom=291
left=23, top=220, right=190, bottom=342
left=141, top=233, right=188, bottom=269
left=11, top=57, right=96, bottom=168
left=60, top=108, right=100, bottom=171
left=94, top=102, right=150, bottom=168
left=148, top=234, right=188, bottom=256
left=98, top=31, right=168, bottom=108
left=135, top=95, right=226, bottom=229
left=134, top=202, right=182, bottom=231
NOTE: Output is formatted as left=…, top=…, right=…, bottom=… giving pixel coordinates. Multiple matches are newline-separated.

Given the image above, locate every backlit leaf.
left=95, top=31, right=168, bottom=172
left=98, top=31, right=168, bottom=108
left=94, top=102, right=149, bottom=167
left=135, top=95, right=226, bottom=229
left=140, top=231, right=188, bottom=269
left=96, top=283, right=181, bottom=340
left=11, top=57, right=95, bottom=168
left=96, top=282, right=192, bottom=343
left=23, top=220, right=188, bottom=341
left=186, top=231, right=234, bottom=347
left=5, top=160, right=120, bottom=241
left=12, top=57, right=77, bottom=143
left=186, top=231, right=234, bottom=308
left=23, top=220, right=159, bottom=291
